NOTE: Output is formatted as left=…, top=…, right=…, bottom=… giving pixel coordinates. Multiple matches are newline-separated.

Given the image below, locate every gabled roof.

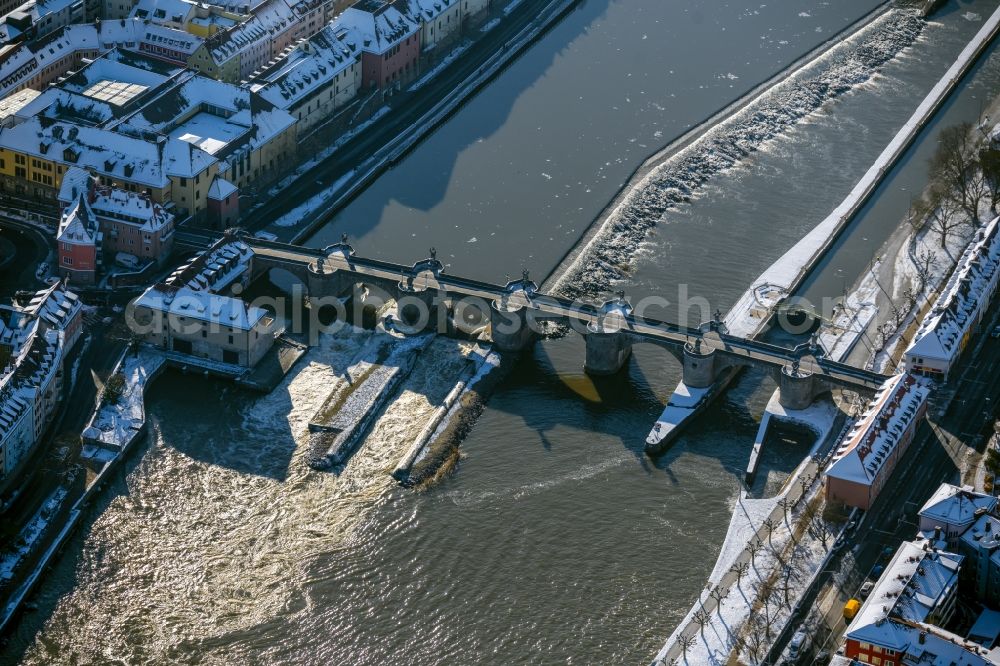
left=207, top=174, right=236, bottom=199
left=335, top=3, right=419, bottom=56
left=847, top=541, right=962, bottom=649
left=920, top=483, right=997, bottom=530
left=165, top=236, right=251, bottom=292
left=18, top=280, right=81, bottom=332
left=130, top=0, right=197, bottom=25
left=826, top=374, right=929, bottom=485
left=206, top=0, right=295, bottom=64
left=0, top=115, right=214, bottom=186
left=56, top=192, right=99, bottom=245
left=907, top=216, right=1000, bottom=363
left=248, top=22, right=360, bottom=109
left=135, top=282, right=267, bottom=330
left=56, top=164, right=93, bottom=204
left=401, top=0, right=455, bottom=23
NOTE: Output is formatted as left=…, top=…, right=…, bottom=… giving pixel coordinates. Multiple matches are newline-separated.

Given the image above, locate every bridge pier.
left=395, top=280, right=446, bottom=333
left=306, top=258, right=356, bottom=299
left=584, top=295, right=633, bottom=375
left=682, top=342, right=718, bottom=388
left=490, top=300, right=535, bottom=352
left=778, top=364, right=821, bottom=410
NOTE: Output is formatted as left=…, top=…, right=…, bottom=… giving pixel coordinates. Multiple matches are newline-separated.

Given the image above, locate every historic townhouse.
left=248, top=21, right=361, bottom=135
left=0, top=50, right=293, bottom=223
left=336, top=0, right=420, bottom=90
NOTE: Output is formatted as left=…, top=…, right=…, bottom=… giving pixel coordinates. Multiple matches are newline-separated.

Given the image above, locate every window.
left=62, top=256, right=72, bottom=265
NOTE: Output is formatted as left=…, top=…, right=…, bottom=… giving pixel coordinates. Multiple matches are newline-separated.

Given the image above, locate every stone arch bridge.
left=184, top=232, right=892, bottom=410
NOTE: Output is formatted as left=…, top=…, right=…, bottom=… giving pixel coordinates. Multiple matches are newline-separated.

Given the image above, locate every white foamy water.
left=15, top=331, right=479, bottom=664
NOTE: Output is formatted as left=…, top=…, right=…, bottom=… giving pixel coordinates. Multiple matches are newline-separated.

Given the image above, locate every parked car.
left=253, top=231, right=278, bottom=242
left=991, top=325, right=1000, bottom=339
left=114, top=252, right=139, bottom=270
left=844, top=598, right=861, bottom=621
left=787, top=628, right=811, bottom=662
left=859, top=581, right=874, bottom=599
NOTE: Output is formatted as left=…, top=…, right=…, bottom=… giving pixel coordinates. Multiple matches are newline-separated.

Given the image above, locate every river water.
left=8, top=1, right=1000, bottom=664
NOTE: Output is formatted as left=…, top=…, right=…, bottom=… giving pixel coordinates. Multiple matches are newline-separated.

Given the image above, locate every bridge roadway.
left=236, top=236, right=890, bottom=394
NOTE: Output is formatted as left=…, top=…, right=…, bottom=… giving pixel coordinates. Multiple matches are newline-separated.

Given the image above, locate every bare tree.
left=809, top=515, right=835, bottom=547
left=779, top=561, right=801, bottom=608
left=763, top=517, right=779, bottom=550
left=913, top=247, right=936, bottom=294
left=913, top=184, right=968, bottom=249
left=981, top=145, right=1000, bottom=212
left=678, top=634, right=696, bottom=661
left=743, top=618, right=768, bottom=666
left=709, top=586, right=729, bottom=615
left=753, top=578, right=779, bottom=640
left=693, top=609, right=710, bottom=639
left=731, top=560, right=750, bottom=589
left=930, top=122, right=989, bottom=225
left=799, top=475, right=813, bottom=497
left=778, top=498, right=795, bottom=528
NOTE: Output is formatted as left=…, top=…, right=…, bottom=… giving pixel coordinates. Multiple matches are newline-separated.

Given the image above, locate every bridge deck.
left=184, top=233, right=890, bottom=392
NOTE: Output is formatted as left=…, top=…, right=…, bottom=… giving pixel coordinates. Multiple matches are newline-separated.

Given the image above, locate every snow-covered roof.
left=0, top=375, right=32, bottom=440
left=907, top=216, right=1000, bottom=364
left=847, top=541, right=962, bottom=649
left=206, top=0, right=295, bottom=64
left=61, top=54, right=175, bottom=98
left=400, top=0, right=455, bottom=23
left=826, top=373, right=929, bottom=486
left=0, top=305, right=38, bottom=361
left=18, top=87, right=118, bottom=125
left=11, top=326, right=61, bottom=390
left=17, top=280, right=82, bottom=333
left=140, top=22, right=202, bottom=56
left=130, top=0, right=196, bottom=25
left=56, top=164, right=92, bottom=204
left=165, top=237, right=252, bottom=292
left=960, top=513, right=1000, bottom=564
left=135, top=283, right=267, bottom=330
left=0, top=115, right=213, bottom=187
left=0, top=88, right=39, bottom=123
left=90, top=186, right=173, bottom=231
left=0, top=21, right=196, bottom=100
left=248, top=22, right=360, bottom=110
left=334, top=3, right=419, bottom=56
left=920, top=483, right=997, bottom=531
left=57, top=192, right=99, bottom=245
left=207, top=174, right=236, bottom=199
left=118, top=74, right=294, bottom=162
